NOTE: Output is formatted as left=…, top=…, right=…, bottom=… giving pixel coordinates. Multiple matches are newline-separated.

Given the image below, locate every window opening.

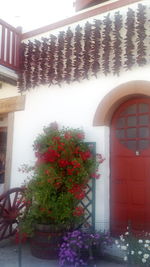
left=115, top=102, right=150, bottom=152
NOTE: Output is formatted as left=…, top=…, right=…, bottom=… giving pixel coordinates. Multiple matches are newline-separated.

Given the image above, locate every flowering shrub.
left=115, top=230, right=150, bottom=265
left=20, top=122, right=104, bottom=235
left=59, top=229, right=112, bottom=267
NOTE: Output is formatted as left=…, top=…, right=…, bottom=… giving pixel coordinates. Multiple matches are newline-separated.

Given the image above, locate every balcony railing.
left=0, top=19, right=21, bottom=71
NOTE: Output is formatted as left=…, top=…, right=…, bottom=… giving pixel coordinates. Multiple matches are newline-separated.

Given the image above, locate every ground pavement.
left=0, top=239, right=129, bottom=267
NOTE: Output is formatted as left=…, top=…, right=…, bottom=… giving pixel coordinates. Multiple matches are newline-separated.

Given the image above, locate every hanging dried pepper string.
left=102, top=14, right=112, bottom=75
left=56, top=31, right=65, bottom=85
left=25, top=41, right=34, bottom=89
left=136, top=4, right=147, bottom=66
left=83, top=22, right=92, bottom=79
left=48, top=34, right=57, bottom=85
left=17, top=4, right=149, bottom=91
left=32, top=40, right=41, bottom=88
left=73, top=25, right=83, bottom=81
left=40, top=37, right=49, bottom=85
left=64, top=27, right=73, bottom=84
left=113, top=11, right=123, bottom=75
left=18, top=43, right=27, bottom=92
left=91, top=19, right=101, bottom=77
left=124, top=8, right=135, bottom=70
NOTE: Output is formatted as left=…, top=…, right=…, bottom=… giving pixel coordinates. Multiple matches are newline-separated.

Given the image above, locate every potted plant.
left=19, top=122, right=103, bottom=259
left=59, top=229, right=113, bottom=267
left=115, top=229, right=150, bottom=266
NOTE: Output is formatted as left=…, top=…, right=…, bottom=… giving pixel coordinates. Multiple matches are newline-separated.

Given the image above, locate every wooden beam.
left=0, top=95, right=25, bottom=114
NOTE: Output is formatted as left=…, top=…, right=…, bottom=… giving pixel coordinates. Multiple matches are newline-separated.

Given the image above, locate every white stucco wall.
left=1, top=0, right=150, bottom=230
left=5, top=65, right=149, bottom=230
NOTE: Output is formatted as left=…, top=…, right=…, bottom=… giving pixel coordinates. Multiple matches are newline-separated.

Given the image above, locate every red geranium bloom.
left=45, top=169, right=50, bottom=175
left=75, top=192, right=85, bottom=200
left=96, top=153, right=105, bottom=163
left=58, top=145, right=64, bottom=151
left=69, top=184, right=85, bottom=200
left=73, top=206, right=84, bottom=217
left=52, top=136, right=60, bottom=142
left=58, top=159, right=69, bottom=168
left=74, top=147, right=80, bottom=155
left=64, top=132, right=72, bottom=140
left=80, top=150, right=91, bottom=161
left=76, top=133, right=85, bottom=139
left=35, top=152, right=41, bottom=159
left=71, top=160, right=81, bottom=169
left=54, top=182, right=62, bottom=189
left=44, top=149, right=60, bottom=163
left=36, top=157, right=44, bottom=165
left=15, top=231, right=28, bottom=244
left=91, top=173, right=101, bottom=179
left=67, top=168, right=74, bottom=175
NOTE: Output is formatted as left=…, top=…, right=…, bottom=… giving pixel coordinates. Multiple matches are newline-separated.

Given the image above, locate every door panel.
left=110, top=98, right=150, bottom=235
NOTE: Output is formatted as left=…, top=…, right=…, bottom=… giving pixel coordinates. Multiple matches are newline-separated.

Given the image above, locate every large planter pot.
left=31, top=224, right=64, bottom=259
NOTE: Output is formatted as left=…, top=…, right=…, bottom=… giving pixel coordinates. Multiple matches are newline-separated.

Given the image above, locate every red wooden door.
left=110, top=98, right=150, bottom=235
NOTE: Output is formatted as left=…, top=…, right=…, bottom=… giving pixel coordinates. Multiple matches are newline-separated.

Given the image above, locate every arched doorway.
left=110, top=97, right=150, bottom=235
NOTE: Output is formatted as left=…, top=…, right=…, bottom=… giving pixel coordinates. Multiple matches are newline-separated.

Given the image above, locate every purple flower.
left=59, top=229, right=112, bottom=266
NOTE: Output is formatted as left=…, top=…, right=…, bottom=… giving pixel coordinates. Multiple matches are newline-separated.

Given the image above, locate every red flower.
left=52, top=136, right=60, bottom=142
left=18, top=199, right=31, bottom=206
left=58, top=159, right=69, bottom=168
left=58, top=145, right=64, bottom=151
left=67, top=168, right=73, bottom=175
left=44, top=149, right=60, bottom=163
left=73, top=206, right=84, bottom=217
left=35, top=152, right=41, bottom=159
left=45, top=169, right=50, bottom=175
left=74, top=147, right=80, bottom=155
left=64, top=132, right=72, bottom=140
left=91, top=173, right=101, bottom=179
left=68, top=184, right=85, bottom=200
left=35, top=152, right=45, bottom=165
left=75, top=192, right=85, bottom=200
left=71, top=160, right=81, bottom=169
left=96, top=154, right=105, bottom=163
left=80, top=150, right=91, bottom=161
left=54, top=182, right=61, bottom=189
left=76, top=133, right=85, bottom=139
left=15, top=231, right=28, bottom=244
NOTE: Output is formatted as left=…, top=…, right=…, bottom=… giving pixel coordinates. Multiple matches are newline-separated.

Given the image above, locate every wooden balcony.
left=0, top=19, right=21, bottom=71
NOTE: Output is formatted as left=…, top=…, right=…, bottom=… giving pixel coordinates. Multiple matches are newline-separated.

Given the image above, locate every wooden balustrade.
left=0, top=19, right=21, bottom=71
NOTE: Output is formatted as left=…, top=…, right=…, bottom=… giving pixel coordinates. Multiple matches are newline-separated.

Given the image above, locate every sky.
left=1, top=0, right=75, bottom=33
